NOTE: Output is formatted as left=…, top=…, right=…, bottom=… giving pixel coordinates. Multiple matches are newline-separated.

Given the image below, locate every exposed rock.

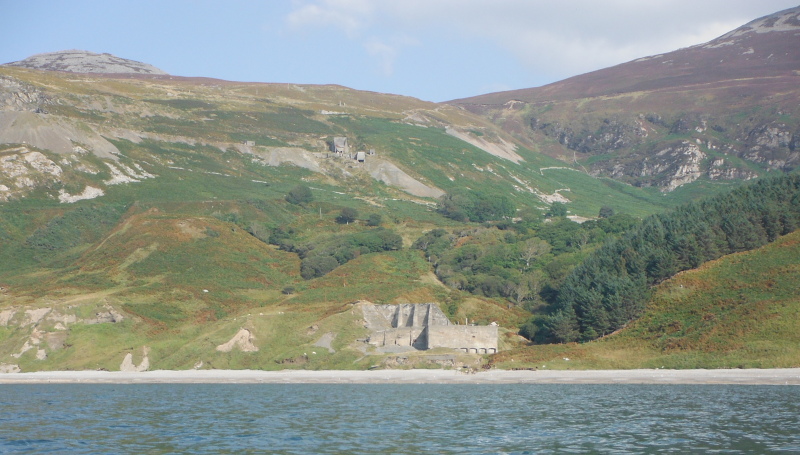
left=0, top=363, right=20, bottom=373
left=216, top=328, right=258, bottom=352
left=120, top=347, right=150, bottom=372
left=0, top=111, right=120, bottom=158
left=314, top=332, right=336, bottom=353
left=445, top=127, right=523, bottom=163
left=5, top=50, right=168, bottom=75
left=640, top=141, right=706, bottom=192
left=45, top=331, right=67, bottom=350
left=58, top=186, right=105, bottom=203
left=364, top=158, right=444, bottom=198
left=707, top=158, right=758, bottom=181
left=0, top=75, right=51, bottom=112
left=85, top=306, right=124, bottom=324
left=23, top=308, right=52, bottom=327
left=741, top=123, right=800, bottom=170
left=0, top=309, right=15, bottom=326
left=533, top=116, right=648, bottom=156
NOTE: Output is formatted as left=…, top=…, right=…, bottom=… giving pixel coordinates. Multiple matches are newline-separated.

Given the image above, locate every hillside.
left=490, top=228, right=800, bottom=370
left=0, top=53, right=686, bottom=372
left=450, top=6, right=800, bottom=192
left=2, top=4, right=799, bottom=373
left=0, top=63, right=679, bottom=217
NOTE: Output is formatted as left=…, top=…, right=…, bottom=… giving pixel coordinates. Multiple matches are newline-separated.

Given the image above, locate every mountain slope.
left=0, top=54, right=675, bottom=372
left=0, top=62, right=678, bottom=217
left=450, top=6, right=800, bottom=192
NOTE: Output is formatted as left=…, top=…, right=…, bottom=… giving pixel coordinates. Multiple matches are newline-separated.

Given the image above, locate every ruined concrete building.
left=332, top=137, right=349, bottom=155
left=360, top=303, right=498, bottom=354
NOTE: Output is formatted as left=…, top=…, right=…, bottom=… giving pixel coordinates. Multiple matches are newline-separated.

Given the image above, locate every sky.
left=2, top=1, right=799, bottom=102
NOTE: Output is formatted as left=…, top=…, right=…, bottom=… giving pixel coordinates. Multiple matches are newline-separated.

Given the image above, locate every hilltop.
left=4, top=50, right=168, bottom=75
left=450, top=6, right=800, bottom=192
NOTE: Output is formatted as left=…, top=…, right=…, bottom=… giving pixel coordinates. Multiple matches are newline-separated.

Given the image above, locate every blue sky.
left=3, top=1, right=798, bottom=102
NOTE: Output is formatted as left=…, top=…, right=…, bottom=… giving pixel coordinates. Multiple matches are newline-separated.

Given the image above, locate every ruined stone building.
left=332, top=137, right=349, bottom=156
left=360, top=303, right=498, bottom=354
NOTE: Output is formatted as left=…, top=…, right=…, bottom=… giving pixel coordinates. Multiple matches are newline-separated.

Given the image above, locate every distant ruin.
left=360, top=303, right=498, bottom=354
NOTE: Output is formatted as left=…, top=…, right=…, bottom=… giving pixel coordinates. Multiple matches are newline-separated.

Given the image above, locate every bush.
left=546, top=202, right=568, bottom=218
left=286, top=185, right=313, bottom=205
left=336, top=207, right=359, bottom=224
left=301, top=255, right=340, bottom=279
left=366, top=213, right=382, bottom=226
left=297, top=228, right=403, bottom=279
left=599, top=206, right=615, bottom=218
left=438, top=188, right=515, bottom=222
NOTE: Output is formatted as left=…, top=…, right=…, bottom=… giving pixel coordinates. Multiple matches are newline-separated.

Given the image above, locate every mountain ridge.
left=447, top=6, right=800, bottom=192
left=450, top=6, right=800, bottom=104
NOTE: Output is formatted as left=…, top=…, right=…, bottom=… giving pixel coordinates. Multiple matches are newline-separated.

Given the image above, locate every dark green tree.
left=599, top=206, right=615, bottom=218
left=546, top=202, right=568, bottom=218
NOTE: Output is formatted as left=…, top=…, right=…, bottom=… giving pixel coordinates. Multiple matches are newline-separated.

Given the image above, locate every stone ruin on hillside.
left=359, top=302, right=498, bottom=354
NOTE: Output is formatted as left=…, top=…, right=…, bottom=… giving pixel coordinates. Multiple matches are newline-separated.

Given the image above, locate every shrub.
left=285, top=185, right=313, bottom=205
left=300, top=255, right=340, bottom=279
left=336, top=207, right=359, bottom=224
left=546, top=202, right=568, bottom=218
left=437, top=188, right=515, bottom=222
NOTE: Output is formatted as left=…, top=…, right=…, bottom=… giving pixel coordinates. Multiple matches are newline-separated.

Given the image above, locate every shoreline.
left=1, top=368, right=799, bottom=385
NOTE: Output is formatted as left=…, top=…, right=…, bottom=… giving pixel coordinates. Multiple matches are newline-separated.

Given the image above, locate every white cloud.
left=284, top=0, right=375, bottom=38
left=285, top=0, right=799, bottom=85
left=364, top=39, right=395, bottom=76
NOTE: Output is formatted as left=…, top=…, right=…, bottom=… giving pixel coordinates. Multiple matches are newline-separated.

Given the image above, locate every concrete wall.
left=367, top=327, right=426, bottom=350
left=362, top=302, right=498, bottom=353
left=373, top=303, right=450, bottom=328
left=427, top=325, right=498, bottom=354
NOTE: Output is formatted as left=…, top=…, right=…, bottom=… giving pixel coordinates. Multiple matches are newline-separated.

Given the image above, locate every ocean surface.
left=1, top=384, right=798, bottom=454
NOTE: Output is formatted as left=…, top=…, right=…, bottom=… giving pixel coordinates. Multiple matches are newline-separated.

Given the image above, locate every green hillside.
left=0, top=64, right=791, bottom=372
left=491, top=229, right=800, bottom=370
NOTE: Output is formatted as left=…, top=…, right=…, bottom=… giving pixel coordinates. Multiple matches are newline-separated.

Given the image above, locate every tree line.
left=532, top=172, right=800, bottom=343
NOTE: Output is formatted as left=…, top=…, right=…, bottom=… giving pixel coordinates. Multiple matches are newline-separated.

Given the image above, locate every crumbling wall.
left=427, top=325, right=498, bottom=354
left=361, top=302, right=498, bottom=353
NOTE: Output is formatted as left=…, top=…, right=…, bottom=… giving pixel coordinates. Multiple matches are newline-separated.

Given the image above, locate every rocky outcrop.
left=707, top=158, right=757, bottom=181
left=532, top=116, right=649, bottom=156
left=0, top=76, right=51, bottom=112
left=120, top=347, right=150, bottom=372
left=216, top=328, right=259, bottom=352
left=641, top=141, right=706, bottom=192
left=741, top=123, right=800, bottom=170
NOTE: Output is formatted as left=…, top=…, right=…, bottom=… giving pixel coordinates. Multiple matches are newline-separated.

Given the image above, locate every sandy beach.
left=1, top=368, right=799, bottom=385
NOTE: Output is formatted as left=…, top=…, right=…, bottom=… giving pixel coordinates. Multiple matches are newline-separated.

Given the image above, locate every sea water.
left=1, top=384, right=798, bottom=454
